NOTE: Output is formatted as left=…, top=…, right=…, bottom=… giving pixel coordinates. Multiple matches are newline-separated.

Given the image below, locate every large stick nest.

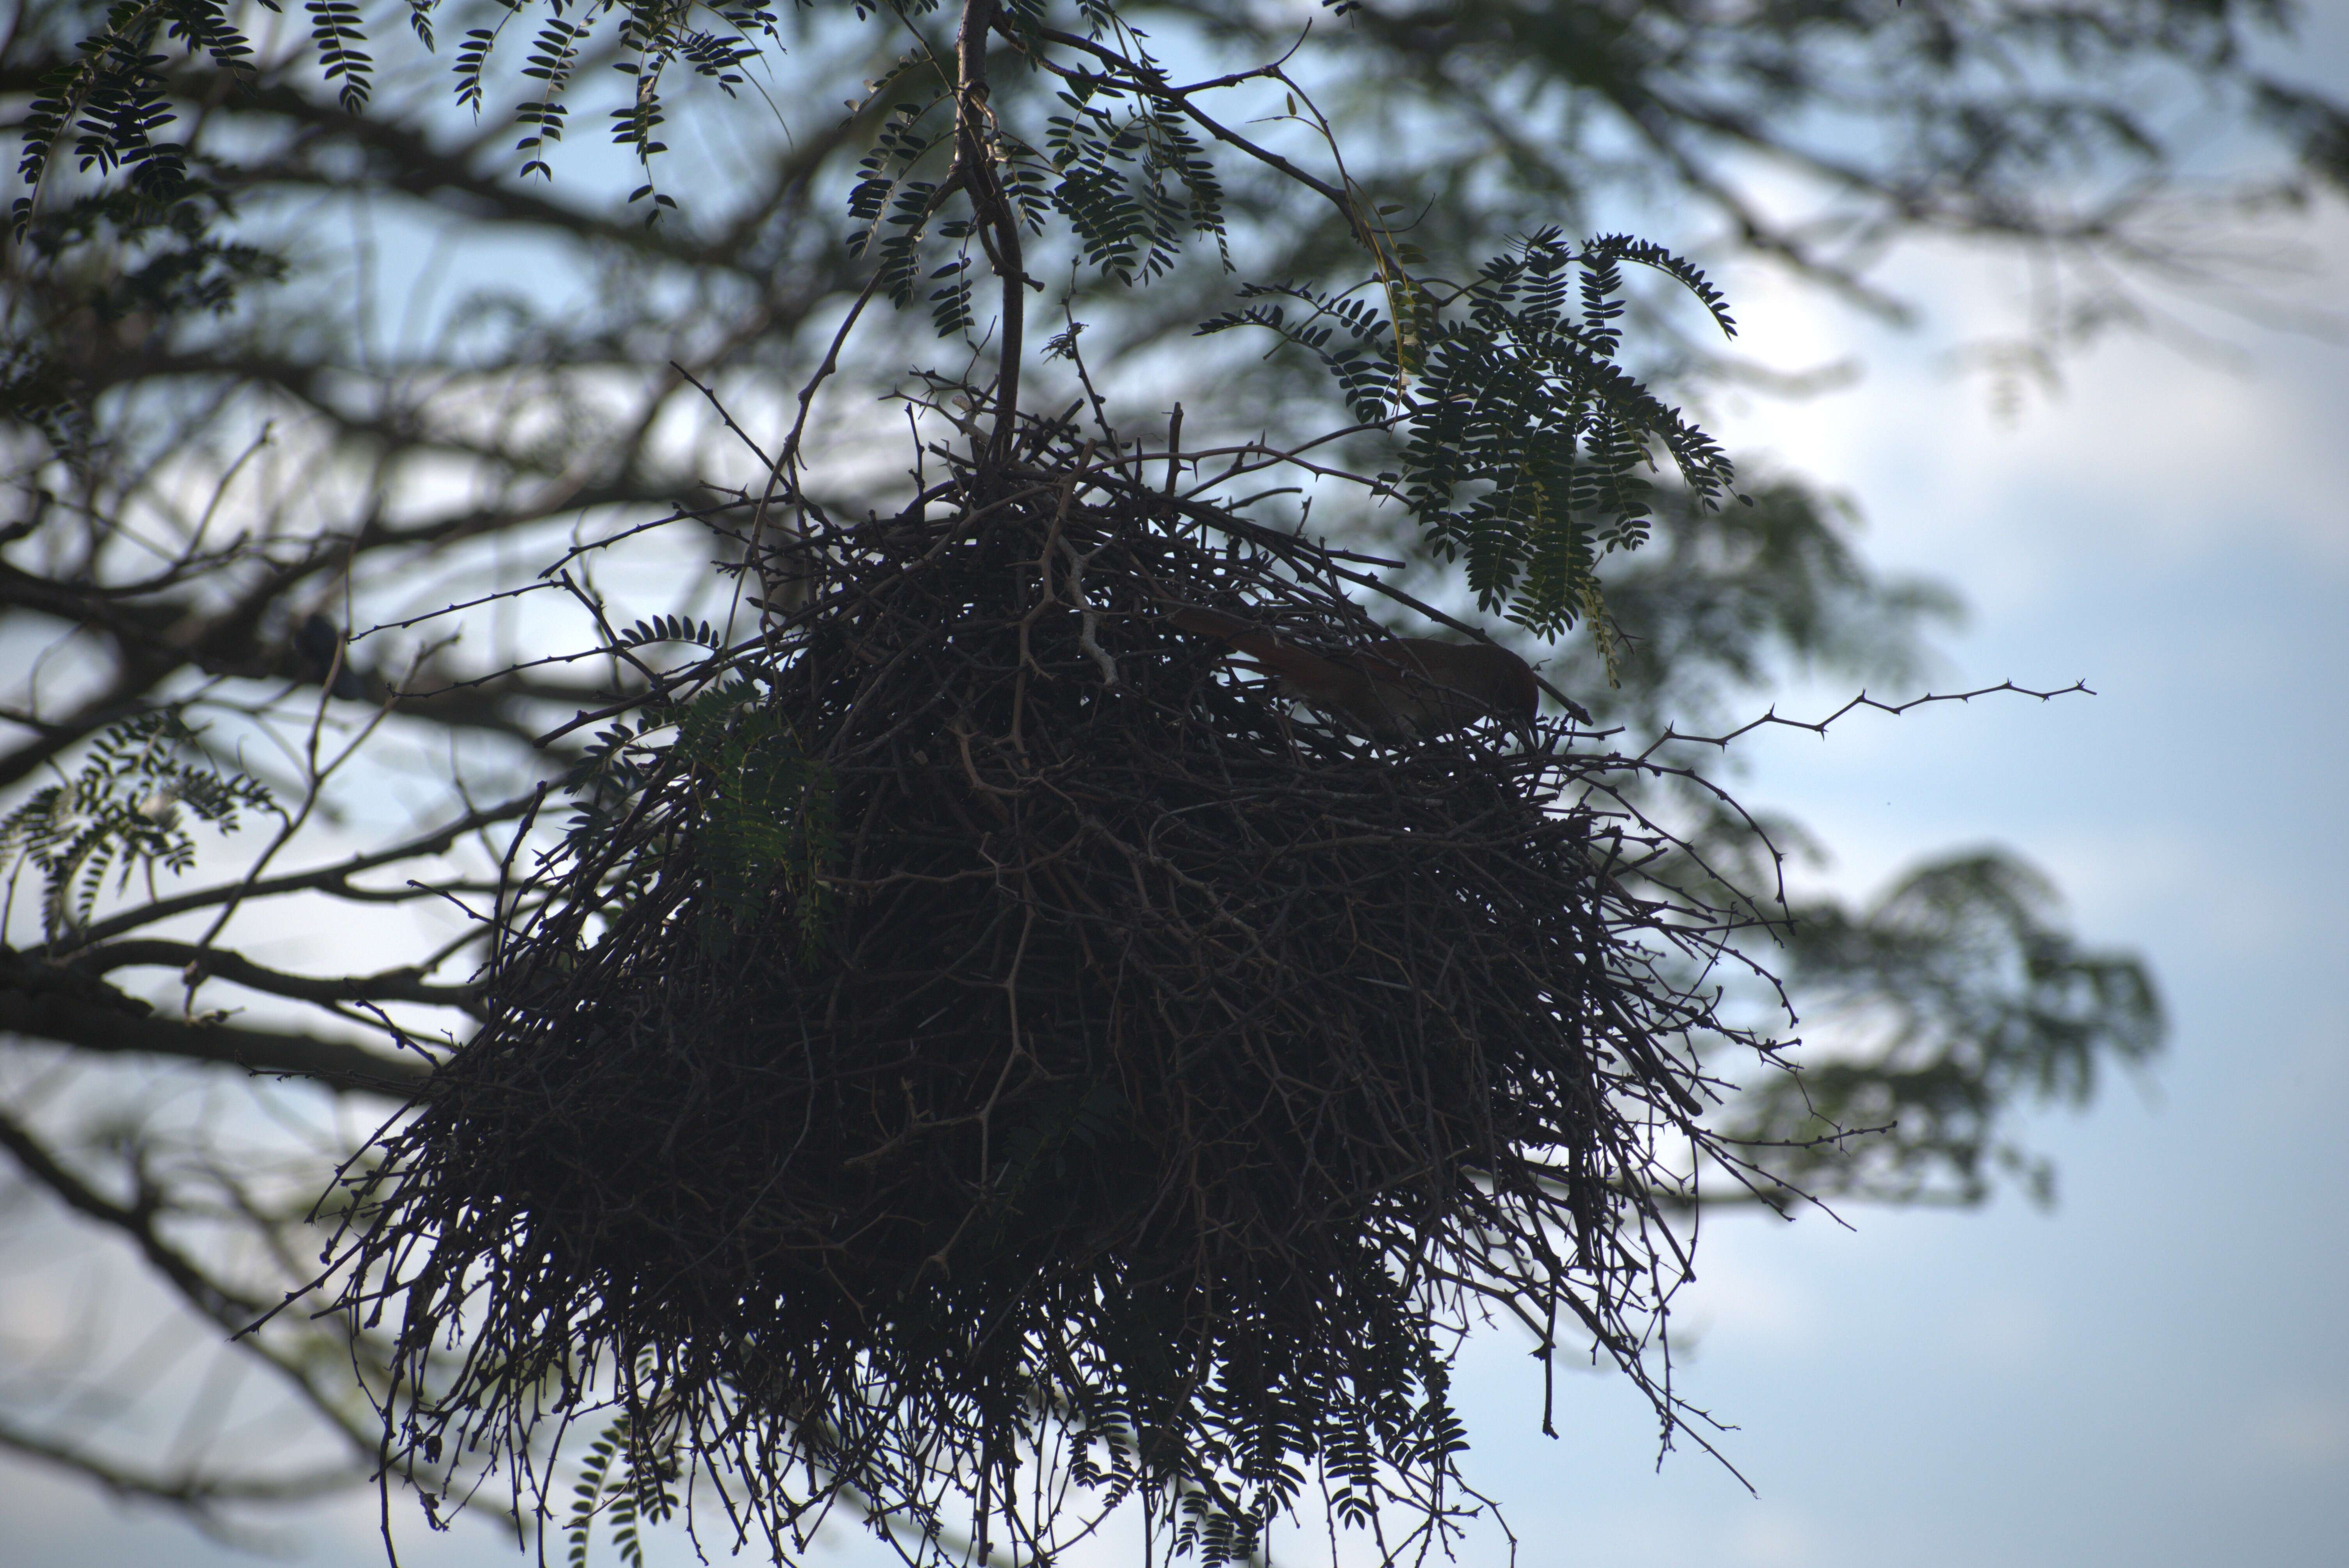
left=333, top=415, right=1775, bottom=1563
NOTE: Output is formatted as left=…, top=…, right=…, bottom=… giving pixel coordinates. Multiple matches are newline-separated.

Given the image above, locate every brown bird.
left=1166, top=603, right=1546, bottom=739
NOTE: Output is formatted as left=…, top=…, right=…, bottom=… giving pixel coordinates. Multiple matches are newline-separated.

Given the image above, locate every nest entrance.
left=337, top=420, right=1766, bottom=1563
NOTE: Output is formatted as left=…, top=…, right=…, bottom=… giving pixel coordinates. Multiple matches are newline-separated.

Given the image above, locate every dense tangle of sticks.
left=325, top=406, right=1785, bottom=1565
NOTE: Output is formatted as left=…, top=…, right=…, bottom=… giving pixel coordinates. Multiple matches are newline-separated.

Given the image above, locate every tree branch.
left=0, top=1413, right=362, bottom=1511
left=54, top=790, right=538, bottom=950
left=66, top=939, right=482, bottom=1015
left=0, top=984, right=429, bottom=1092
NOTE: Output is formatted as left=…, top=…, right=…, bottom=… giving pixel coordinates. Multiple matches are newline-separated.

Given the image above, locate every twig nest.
left=334, top=423, right=1763, bottom=1563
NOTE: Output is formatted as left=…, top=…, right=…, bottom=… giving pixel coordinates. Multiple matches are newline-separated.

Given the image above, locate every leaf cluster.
left=843, top=42, right=1230, bottom=345
left=12, top=0, right=265, bottom=238
left=669, top=682, right=835, bottom=959
left=1742, top=853, right=2165, bottom=1206
left=0, top=710, right=278, bottom=941
left=1203, top=228, right=1739, bottom=636
left=1039, top=69, right=1228, bottom=283
left=438, top=0, right=787, bottom=210
left=564, top=1409, right=681, bottom=1568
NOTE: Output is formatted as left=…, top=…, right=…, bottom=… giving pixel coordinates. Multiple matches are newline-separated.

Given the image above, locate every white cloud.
left=1708, top=208, right=2349, bottom=622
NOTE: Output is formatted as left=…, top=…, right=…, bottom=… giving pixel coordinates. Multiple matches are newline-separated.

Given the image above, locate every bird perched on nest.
left=1166, top=602, right=1569, bottom=738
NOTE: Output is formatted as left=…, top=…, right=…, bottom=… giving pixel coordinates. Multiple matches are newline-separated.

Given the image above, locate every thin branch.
left=1644, top=680, right=2096, bottom=759
left=56, top=789, right=539, bottom=951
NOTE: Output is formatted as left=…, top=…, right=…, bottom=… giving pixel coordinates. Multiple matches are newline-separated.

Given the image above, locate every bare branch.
left=66, top=939, right=483, bottom=1015
left=58, top=790, right=538, bottom=951
left=0, top=982, right=428, bottom=1092
left=0, top=1414, right=362, bottom=1511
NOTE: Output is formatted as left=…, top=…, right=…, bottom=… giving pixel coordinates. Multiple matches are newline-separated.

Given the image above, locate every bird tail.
left=1165, top=603, right=1284, bottom=662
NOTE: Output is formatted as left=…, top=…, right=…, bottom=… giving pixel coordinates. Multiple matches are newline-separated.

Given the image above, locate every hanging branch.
left=956, top=0, right=1029, bottom=467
